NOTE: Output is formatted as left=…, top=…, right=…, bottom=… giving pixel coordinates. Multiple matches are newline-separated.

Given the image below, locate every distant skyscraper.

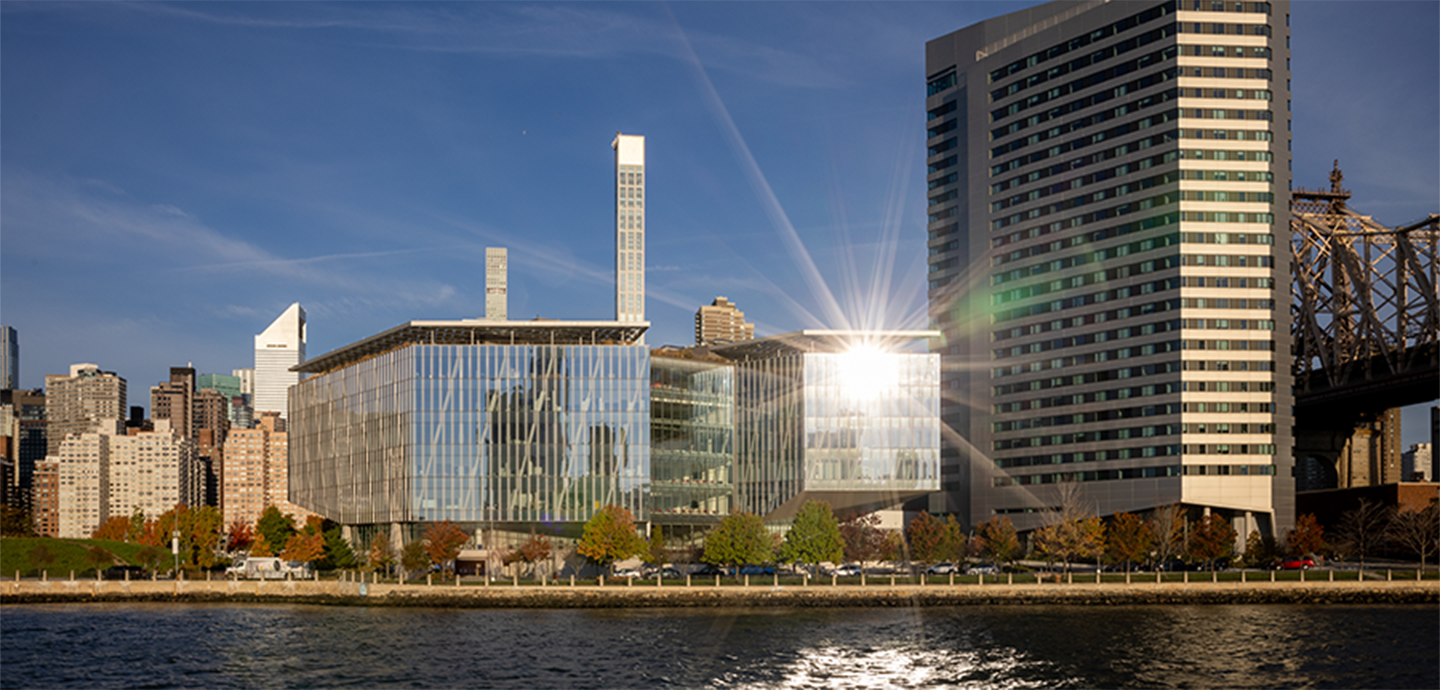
left=253, top=303, right=306, bottom=420
left=695, top=297, right=756, bottom=346
left=1, top=325, right=17, bottom=389
left=44, top=363, right=126, bottom=456
left=149, top=366, right=196, bottom=441
left=926, top=1, right=1292, bottom=536
left=613, top=133, right=646, bottom=325
left=486, top=247, right=508, bottom=320
left=223, top=411, right=308, bottom=528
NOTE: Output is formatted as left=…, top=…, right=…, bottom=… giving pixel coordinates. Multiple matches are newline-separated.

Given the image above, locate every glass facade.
left=736, top=351, right=941, bottom=517
left=650, top=356, right=734, bottom=523
left=290, top=343, right=650, bottom=527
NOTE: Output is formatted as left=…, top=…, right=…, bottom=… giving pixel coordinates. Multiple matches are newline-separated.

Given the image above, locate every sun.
left=837, top=345, right=898, bottom=402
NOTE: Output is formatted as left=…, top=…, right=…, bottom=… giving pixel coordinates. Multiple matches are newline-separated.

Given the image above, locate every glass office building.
left=714, top=331, right=942, bottom=520
left=290, top=321, right=650, bottom=539
left=290, top=323, right=941, bottom=542
left=650, top=354, right=734, bottom=523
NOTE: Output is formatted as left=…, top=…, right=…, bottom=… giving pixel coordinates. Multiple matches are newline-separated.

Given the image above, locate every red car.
left=1273, top=558, right=1315, bottom=570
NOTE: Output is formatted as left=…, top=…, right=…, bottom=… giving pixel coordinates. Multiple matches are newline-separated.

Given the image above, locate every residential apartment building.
left=222, top=411, right=308, bottom=529
left=54, top=431, right=111, bottom=538
left=44, top=363, right=126, bottom=457
left=695, top=297, right=756, bottom=346
left=925, top=0, right=1293, bottom=537
left=106, top=421, right=203, bottom=521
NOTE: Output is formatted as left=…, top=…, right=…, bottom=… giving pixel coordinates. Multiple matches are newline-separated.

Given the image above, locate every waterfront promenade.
left=5, top=571, right=1435, bottom=607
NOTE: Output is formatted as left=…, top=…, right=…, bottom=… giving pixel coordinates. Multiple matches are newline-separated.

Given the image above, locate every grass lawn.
left=0, top=537, right=164, bottom=577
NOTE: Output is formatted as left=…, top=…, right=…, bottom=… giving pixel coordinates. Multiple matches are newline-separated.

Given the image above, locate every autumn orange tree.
left=506, top=533, right=554, bottom=580
left=226, top=520, right=255, bottom=552
left=905, top=512, right=948, bottom=566
left=250, top=534, right=274, bottom=557
left=281, top=531, right=326, bottom=568
left=368, top=533, right=397, bottom=575
left=1104, top=512, right=1153, bottom=572
left=92, top=516, right=131, bottom=541
left=839, top=512, right=886, bottom=564
left=423, top=520, right=470, bottom=573
left=975, top=516, right=1021, bottom=568
left=1285, top=513, right=1325, bottom=557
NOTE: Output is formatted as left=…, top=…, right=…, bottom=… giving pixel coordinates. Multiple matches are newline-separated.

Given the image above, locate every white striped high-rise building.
left=252, top=303, right=305, bottom=420
left=485, top=247, right=508, bottom=321
left=925, top=0, right=1293, bottom=538
left=613, top=133, right=646, bottom=327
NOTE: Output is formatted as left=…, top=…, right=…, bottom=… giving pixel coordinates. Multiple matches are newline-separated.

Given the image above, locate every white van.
left=229, top=557, right=301, bottom=580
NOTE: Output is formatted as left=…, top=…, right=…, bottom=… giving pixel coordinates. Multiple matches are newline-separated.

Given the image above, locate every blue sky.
left=2, top=1, right=1436, bottom=444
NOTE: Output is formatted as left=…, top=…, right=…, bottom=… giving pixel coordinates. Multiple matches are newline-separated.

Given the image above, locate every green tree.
left=27, top=543, right=55, bottom=574
left=256, top=506, right=297, bottom=553
left=1241, top=529, right=1277, bottom=567
left=0, top=504, right=36, bottom=537
left=703, top=513, right=774, bottom=578
left=136, top=545, right=165, bottom=575
left=905, top=512, right=948, bottom=566
left=400, top=540, right=429, bottom=581
left=779, top=501, right=844, bottom=574
left=1105, top=512, right=1153, bottom=572
left=1188, top=513, right=1238, bottom=570
left=126, top=507, right=148, bottom=543
left=1285, top=513, right=1326, bottom=557
left=976, top=516, right=1020, bottom=568
left=323, top=527, right=357, bottom=570
left=839, top=512, right=886, bottom=564
left=577, top=505, right=647, bottom=574
left=423, top=520, right=471, bottom=573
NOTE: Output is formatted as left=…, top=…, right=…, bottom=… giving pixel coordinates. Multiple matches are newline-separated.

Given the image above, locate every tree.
left=779, top=501, right=843, bottom=573
left=1188, top=513, right=1237, bottom=570
left=28, top=543, right=56, bottom=573
left=941, top=516, right=968, bottom=564
left=577, top=505, right=647, bottom=574
left=250, top=533, right=274, bottom=557
left=323, top=527, right=357, bottom=570
left=367, top=533, right=397, bottom=575
left=136, top=545, right=165, bottom=575
left=839, top=512, right=886, bottom=564
left=905, top=512, right=948, bottom=566
left=126, top=508, right=148, bottom=543
left=0, top=504, right=36, bottom=537
left=1148, top=504, right=1187, bottom=566
left=281, top=531, right=326, bottom=568
left=256, top=506, right=297, bottom=553
left=703, top=513, right=774, bottom=578
left=85, top=546, right=113, bottom=574
left=226, top=520, right=255, bottom=552
left=1105, top=512, right=1153, bottom=572
left=1033, top=484, right=1105, bottom=573
left=1333, top=499, right=1392, bottom=570
left=642, top=526, right=668, bottom=566
left=400, top=540, right=429, bottom=581
left=92, top=516, right=132, bottom=541
left=975, top=516, right=1020, bottom=567
left=1242, top=529, right=1278, bottom=567
left=1285, top=513, right=1326, bottom=557
left=1387, top=500, right=1440, bottom=570
left=513, top=533, right=554, bottom=580
left=423, top=520, right=470, bottom=573
left=182, top=505, right=225, bottom=569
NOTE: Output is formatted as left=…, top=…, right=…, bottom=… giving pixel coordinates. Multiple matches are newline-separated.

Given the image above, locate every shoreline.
left=4, top=578, right=1435, bottom=608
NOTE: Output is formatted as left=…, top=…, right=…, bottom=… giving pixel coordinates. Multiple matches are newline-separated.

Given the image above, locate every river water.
left=2, top=603, right=1435, bottom=688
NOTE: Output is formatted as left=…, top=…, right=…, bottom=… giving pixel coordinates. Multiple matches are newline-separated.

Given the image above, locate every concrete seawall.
left=4, top=577, right=1436, bottom=608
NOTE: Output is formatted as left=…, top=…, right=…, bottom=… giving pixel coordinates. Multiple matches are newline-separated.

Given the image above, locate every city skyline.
left=2, top=1, right=1436, bottom=445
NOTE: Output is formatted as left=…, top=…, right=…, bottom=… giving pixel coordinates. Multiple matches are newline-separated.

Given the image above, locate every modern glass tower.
left=613, top=133, right=646, bottom=326
left=253, top=302, right=306, bottom=419
left=925, top=0, right=1293, bottom=536
left=1, top=325, right=17, bottom=390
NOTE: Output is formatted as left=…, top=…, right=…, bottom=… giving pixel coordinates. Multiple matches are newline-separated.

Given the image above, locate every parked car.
left=692, top=564, right=727, bottom=577
left=966, top=564, right=999, bottom=575
left=829, top=564, right=862, bottom=577
left=926, top=562, right=959, bottom=575
left=102, top=565, right=145, bottom=580
left=613, top=568, right=644, bottom=578
left=643, top=566, right=683, bottom=579
left=736, top=565, right=775, bottom=576
left=1273, top=558, right=1315, bottom=570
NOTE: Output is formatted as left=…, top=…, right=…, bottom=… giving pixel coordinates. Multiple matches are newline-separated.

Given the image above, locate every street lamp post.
left=172, top=530, right=181, bottom=578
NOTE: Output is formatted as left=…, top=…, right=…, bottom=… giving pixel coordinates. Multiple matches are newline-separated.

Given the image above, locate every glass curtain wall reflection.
left=290, top=343, right=650, bottom=528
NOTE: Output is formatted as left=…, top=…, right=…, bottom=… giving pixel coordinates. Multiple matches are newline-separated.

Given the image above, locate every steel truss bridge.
left=1290, top=164, right=1438, bottom=485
